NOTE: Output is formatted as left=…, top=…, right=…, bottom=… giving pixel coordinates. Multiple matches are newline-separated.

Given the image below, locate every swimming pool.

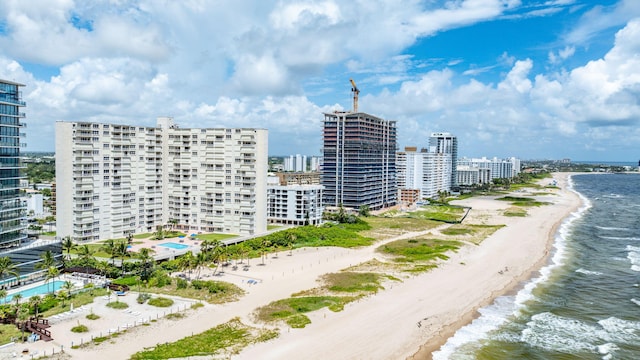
left=3, top=280, right=65, bottom=303
left=158, top=242, right=189, bottom=250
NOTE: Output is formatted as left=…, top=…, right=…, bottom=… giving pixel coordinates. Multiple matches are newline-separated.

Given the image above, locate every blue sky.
left=1, top=0, right=639, bottom=161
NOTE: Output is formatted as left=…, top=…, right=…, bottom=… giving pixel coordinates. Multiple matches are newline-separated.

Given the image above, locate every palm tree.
left=178, top=251, right=196, bottom=279
left=0, top=257, right=20, bottom=288
left=102, top=239, right=118, bottom=265
left=168, top=218, right=179, bottom=230
left=287, top=233, right=297, bottom=256
left=261, top=239, right=272, bottom=265
left=62, top=281, right=75, bottom=302
left=137, top=248, right=155, bottom=282
left=61, top=236, right=76, bottom=262
left=194, top=251, right=208, bottom=279
left=45, top=266, right=60, bottom=294
left=153, top=225, right=165, bottom=240
left=56, top=290, right=68, bottom=307
left=116, top=240, right=129, bottom=276
left=16, top=306, right=29, bottom=342
left=77, top=244, right=95, bottom=263
left=12, top=293, right=22, bottom=315
left=237, top=243, right=249, bottom=265
left=28, top=295, right=42, bottom=319
left=35, top=250, right=56, bottom=273
left=0, top=289, right=6, bottom=305
left=77, top=244, right=95, bottom=274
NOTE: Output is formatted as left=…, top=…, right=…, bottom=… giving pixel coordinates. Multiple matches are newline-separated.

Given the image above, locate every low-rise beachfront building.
left=267, top=183, right=324, bottom=226
left=56, top=117, right=268, bottom=242
left=273, top=171, right=320, bottom=186
left=457, top=156, right=520, bottom=181
left=456, top=165, right=491, bottom=186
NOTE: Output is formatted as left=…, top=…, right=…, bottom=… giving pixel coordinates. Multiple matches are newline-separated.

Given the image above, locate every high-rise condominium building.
left=428, top=132, right=458, bottom=187
left=283, top=154, right=307, bottom=172
left=396, top=145, right=455, bottom=200
left=321, top=111, right=397, bottom=210
left=0, top=79, right=26, bottom=249
left=1, top=79, right=61, bottom=278
left=56, top=117, right=267, bottom=242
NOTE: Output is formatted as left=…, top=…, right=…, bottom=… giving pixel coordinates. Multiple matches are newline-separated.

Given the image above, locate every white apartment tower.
left=284, top=154, right=308, bottom=172
left=396, top=145, right=455, bottom=200
left=56, top=118, right=267, bottom=242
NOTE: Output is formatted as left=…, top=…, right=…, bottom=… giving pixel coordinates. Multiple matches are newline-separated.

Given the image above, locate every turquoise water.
left=3, top=280, right=65, bottom=303
left=434, top=174, right=640, bottom=359
left=158, top=242, right=189, bottom=250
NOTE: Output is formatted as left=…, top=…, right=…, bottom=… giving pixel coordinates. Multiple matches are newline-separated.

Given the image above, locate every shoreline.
left=410, top=172, right=583, bottom=359
left=17, top=173, right=582, bottom=359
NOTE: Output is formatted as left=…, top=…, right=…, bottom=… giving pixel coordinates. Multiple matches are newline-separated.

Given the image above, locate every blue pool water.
left=3, top=280, right=65, bottom=303
left=158, top=242, right=189, bottom=250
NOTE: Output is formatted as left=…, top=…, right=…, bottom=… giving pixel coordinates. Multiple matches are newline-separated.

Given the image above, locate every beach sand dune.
left=23, top=173, right=580, bottom=360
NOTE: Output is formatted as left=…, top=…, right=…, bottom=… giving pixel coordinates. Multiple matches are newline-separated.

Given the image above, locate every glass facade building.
left=0, top=79, right=27, bottom=249
left=321, top=111, right=397, bottom=210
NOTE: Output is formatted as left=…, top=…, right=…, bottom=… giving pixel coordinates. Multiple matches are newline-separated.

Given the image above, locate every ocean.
left=433, top=173, right=640, bottom=360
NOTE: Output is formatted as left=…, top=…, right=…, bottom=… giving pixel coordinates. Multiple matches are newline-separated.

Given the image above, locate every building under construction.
left=321, top=110, right=397, bottom=211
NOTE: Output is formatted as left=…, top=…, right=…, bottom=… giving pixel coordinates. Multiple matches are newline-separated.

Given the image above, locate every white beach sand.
left=15, top=173, right=580, bottom=360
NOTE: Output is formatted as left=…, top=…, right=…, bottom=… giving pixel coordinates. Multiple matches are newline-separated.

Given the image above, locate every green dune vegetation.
left=254, top=271, right=390, bottom=329
left=439, top=224, right=505, bottom=245
left=496, top=196, right=550, bottom=207
left=130, top=317, right=278, bottom=359
left=504, top=207, right=528, bottom=217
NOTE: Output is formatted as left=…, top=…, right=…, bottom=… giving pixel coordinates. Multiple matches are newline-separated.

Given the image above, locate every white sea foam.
left=431, top=296, right=516, bottom=360
left=597, top=343, right=619, bottom=356
left=521, top=313, right=640, bottom=354
left=625, top=245, right=640, bottom=252
left=576, top=268, right=603, bottom=276
left=602, top=194, right=623, bottom=199
left=521, top=312, right=598, bottom=353
left=433, top=176, right=591, bottom=358
left=600, top=236, right=640, bottom=241
left=597, top=317, right=640, bottom=344
left=595, top=226, right=632, bottom=231
left=630, top=298, right=640, bottom=306
left=625, top=247, right=640, bottom=272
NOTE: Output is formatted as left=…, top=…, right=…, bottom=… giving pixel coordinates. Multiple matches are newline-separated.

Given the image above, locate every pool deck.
left=127, top=237, right=201, bottom=261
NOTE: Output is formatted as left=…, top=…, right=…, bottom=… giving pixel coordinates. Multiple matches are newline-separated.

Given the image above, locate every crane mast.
left=350, top=78, right=359, bottom=112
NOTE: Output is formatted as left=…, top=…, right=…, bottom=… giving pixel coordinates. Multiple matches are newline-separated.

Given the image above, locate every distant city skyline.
left=1, top=1, right=639, bottom=161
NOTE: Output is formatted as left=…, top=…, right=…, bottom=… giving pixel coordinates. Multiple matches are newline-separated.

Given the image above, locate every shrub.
left=86, top=313, right=100, bottom=320
left=71, top=324, right=89, bottom=333
left=137, top=293, right=151, bottom=304
left=149, top=272, right=172, bottom=287
left=176, top=278, right=188, bottom=290
left=148, top=297, right=174, bottom=307
left=106, top=301, right=129, bottom=309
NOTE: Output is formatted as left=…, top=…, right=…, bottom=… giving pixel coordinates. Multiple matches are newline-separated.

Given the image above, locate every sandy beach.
left=12, top=172, right=581, bottom=360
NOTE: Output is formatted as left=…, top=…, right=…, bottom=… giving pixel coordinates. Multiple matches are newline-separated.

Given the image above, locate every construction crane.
left=350, top=78, right=359, bottom=112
